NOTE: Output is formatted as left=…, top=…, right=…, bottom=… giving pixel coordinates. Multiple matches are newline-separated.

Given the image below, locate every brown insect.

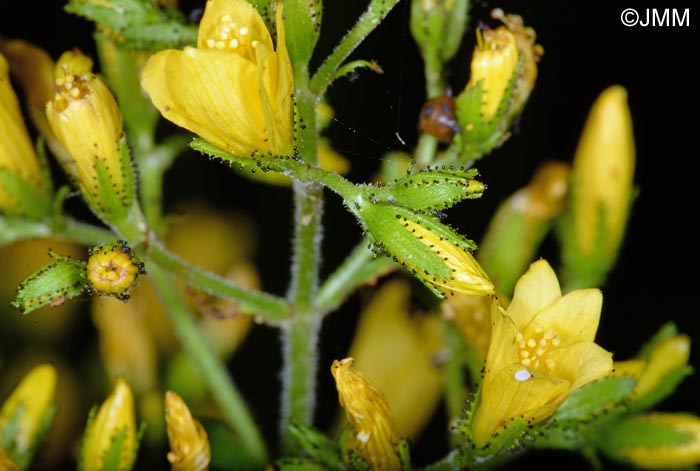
left=418, top=95, right=462, bottom=143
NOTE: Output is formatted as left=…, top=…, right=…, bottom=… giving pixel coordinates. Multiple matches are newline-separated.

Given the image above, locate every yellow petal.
left=621, top=413, right=700, bottom=469
left=483, top=302, right=520, bottom=374
left=142, top=48, right=266, bottom=155
left=524, top=288, right=602, bottom=345
left=547, top=342, right=613, bottom=390
left=507, top=259, right=561, bottom=329
left=473, top=363, right=569, bottom=446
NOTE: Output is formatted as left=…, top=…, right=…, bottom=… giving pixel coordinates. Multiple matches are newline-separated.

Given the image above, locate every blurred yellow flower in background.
left=0, top=52, right=52, bottom=216
left=347, top=278, right=443, bottom=440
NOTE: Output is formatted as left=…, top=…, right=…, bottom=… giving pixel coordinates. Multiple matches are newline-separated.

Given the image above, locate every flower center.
left=52, top=73, right=91, bottom=112
left=205, top=14, right=258, bottom=60
left=515, top=323, right=561, bottom=372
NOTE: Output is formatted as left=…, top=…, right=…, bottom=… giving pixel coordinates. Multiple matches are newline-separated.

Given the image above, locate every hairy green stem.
left=0, top=217, right=114, bottom=247
left=280, top=65, right=324, bottom=452
left=147, top=263, right=268, bottom=466
left=316, top=237, right=396, bottom=314
left=309, top=0, right=403, bottom=97
left=148, top=240, right=290, bottom=322
left=137, top=135, right=189, bottom=237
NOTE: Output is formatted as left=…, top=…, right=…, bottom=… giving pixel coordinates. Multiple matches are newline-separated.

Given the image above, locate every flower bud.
left=80, top=378, right=138, bottom=471
left=410, top=0, right=469, bottom=64
left=349, top=198, right=494, bottom=298
left=0, top=52, right=52, bottom=217
left=165, top=391, right=211, bottom=471
left=559, top=85, right=635, bottom=289
left=600, top=413, right=700, bottom=470
left=0, top=364, right=57, bottom=469
left=86, top=240, right=145, bottom=301
left=46, top=50, right=134, bottom=218
left=614, top=333, right=691, bottom=411
left=490, top=9, right=544, bottom=117
left=331, top=358, right=401, bottom=471
left=465, top=27, right=520, bottom=123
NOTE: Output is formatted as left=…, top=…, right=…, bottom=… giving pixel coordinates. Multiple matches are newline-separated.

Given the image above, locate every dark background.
left=2, top=1, right=699, bottom=470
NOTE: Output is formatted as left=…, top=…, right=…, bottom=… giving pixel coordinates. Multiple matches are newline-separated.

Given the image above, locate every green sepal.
left=10, top=250, right=88, bottom=315
left=77, top=405, right=98, bottom=471
left=65, top=0, right=197, bottom=51
left=283, top=0, right=322, bottom=67
left=99, top=426, right=127, bottom=471
left=597, top=413, right=700, bottom=466
left=0, top=169, right=52, bottom=220
left=409, top=0, right=468, bottom=63
left=370, top=166, right=483, bottom=211
left=553, top=376, right=637, bottom=423
left=287, top=421, right=345, bottom=469
left=346, top=199, right=477, bottom=298
left=452, top=53, right=525, bottom=164
left=332, top=60, right=383, bottom=83
left=398, top=438, right=412, bottom=470
left=84, top=136, right=135, bottom=222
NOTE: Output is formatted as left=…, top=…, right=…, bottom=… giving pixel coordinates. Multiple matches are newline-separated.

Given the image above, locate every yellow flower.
left=614, top=334, right=690, bottom=403
left=81, top=378, right=137, bottom=471
left=86, top=241, right=144, bottom=300
left=0, top=52, right=51, bottom=215
left=0, top=364, right=57, bottom=460
left=141, top=0, right=294, bottom=156
left=471, top=259, right=612, bottom=446
left=405, top=219, right=495, bottom=297
left=571, top=85, right=635, bottom=258
left=45, top=50, right=128, bottom=213
left=465, top=26, right=519, bottom=122
left=604, top=413, right=700, bottom=469
left=165, top=391, right=211, bottom=471
left=347, top=279, right=444, bottom=440
left=331, top=358, right=402, bottom=471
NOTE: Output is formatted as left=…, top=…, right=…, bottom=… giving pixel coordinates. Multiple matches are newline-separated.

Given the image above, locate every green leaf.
left=65, top=0, right=197, bottom=51
left=11, top=250, right=88, bottom=315
left=631, top=366, right=694, bottom=413
left=276, top=457, right=337, bottom=471
left=283, top=0, right=322, bottom=67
